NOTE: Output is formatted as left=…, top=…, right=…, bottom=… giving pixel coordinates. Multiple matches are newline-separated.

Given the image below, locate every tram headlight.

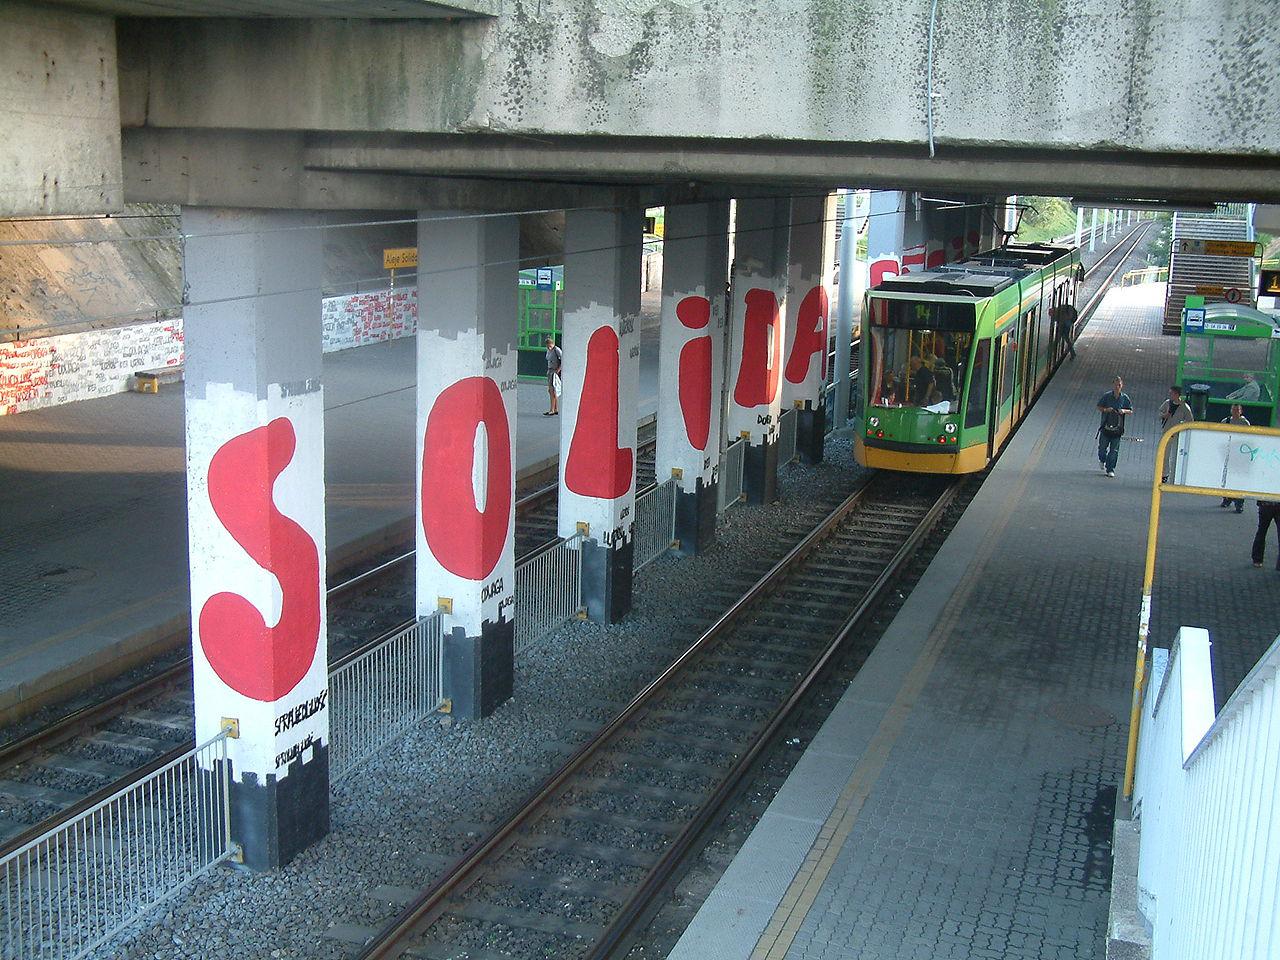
left=944, top=422, right=957, bottom=434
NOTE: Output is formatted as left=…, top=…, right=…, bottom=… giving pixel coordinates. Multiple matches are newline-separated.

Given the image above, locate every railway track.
left=0, top=223, right=1145, bottom=872
left=355, top=473, right=958, bottom=960
left=0, top=437, right=657, bottom=856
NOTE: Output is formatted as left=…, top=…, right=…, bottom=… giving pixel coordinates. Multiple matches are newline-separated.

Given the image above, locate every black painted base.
left=580, top=534, right=634, bottom=623
left=674, top=477, right=717, bottom=556
left=796, top=405, right=826, bottom=465
left=215, top=742, right=330, bottom=871
left=743, top=438, right=779, bottom=505
left=443, top=617, right=515, bottom=720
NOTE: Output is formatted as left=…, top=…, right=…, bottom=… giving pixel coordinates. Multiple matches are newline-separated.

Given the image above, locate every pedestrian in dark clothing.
left=1221, top=404, right=1250, bottom=512
left=1253, top=500, right=1280, bottom=568
left=1052, top=302, right=1078, bottom=360
left=1096, top=376, right=1132, bottom=477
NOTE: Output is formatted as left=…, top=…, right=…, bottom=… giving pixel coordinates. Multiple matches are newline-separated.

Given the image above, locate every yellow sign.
left=1194, top=285, right=1224, bottom=296
left=383, top=247, right=418, bottom=270
left=1204, top=240, right=1259, bottom=258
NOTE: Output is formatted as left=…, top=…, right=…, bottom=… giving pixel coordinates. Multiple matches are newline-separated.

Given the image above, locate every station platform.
left=0, top=299, right=663, bottom=721
left=668, top=282, right=1280, bottom=960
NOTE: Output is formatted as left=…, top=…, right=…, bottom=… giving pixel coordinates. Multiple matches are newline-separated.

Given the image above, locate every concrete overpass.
left=5, top=0, right=1280, bottom=216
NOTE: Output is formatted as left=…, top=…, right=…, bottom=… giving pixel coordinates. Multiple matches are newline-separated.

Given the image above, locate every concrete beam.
left=298, top=132, right=1280, bottom=204
left=116, top=2, right=1280, bottom=165
left=1, top=2, right=122, bottom=215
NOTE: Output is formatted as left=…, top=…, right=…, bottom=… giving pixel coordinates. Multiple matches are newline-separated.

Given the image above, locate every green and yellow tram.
left=855, top=243, right=1082, bottom=474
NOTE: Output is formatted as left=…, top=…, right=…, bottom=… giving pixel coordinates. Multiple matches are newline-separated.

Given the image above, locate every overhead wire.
left=1, top=195, right=920, bottom=339
left=2, top=190, right=1035, bottom=342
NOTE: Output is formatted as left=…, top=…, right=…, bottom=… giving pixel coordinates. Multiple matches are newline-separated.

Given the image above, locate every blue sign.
left=1184, top=307, right=1206, bottom=332
left=536, top=267, right=554, bottom=291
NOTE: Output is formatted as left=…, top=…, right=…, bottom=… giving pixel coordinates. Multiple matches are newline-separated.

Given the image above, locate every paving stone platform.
left=668, top=282, right=1280, bottom=960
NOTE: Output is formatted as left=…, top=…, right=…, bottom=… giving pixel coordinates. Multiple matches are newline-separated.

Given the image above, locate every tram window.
left=1000, top=333, right=1017, bottom=405
left=868, top=326, right=970, bottom=409
left=965, top=339, right=991, bottom=428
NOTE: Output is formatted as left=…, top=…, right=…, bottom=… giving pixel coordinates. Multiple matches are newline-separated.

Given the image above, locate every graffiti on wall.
left=1, top=288, right=420, bottom=417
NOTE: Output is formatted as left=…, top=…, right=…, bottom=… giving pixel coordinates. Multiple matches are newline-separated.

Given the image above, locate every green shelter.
left=1177, top=300, right=1280, bottom=427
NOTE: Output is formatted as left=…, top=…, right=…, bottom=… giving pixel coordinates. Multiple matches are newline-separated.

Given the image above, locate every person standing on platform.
left=1157, top=385, right=1194, bottom=482
left=1220, top=404, right=1250, bottom=512
left=1096, top=376, right=1132, bottom=478
left=1052, top=301, right=1078, bottom=360
left=544, top=335, right=562, bottom=417
left=1253, top=499, right=1280, bottom=568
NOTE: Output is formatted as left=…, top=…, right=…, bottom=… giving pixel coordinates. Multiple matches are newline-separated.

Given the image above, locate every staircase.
left=1162, top=203, right=1256, bottom=334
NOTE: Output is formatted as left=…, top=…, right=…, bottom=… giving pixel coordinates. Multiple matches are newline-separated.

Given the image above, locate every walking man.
left=1221, top=403, right=1250, bottom=512
left=1096, top=376, right=1132, bottom=478
left=544, top=335, right=562, bottom=416
left=1157, top=385, right=1194, bottom=482
left=1253, top=500, right=1280, bottom=568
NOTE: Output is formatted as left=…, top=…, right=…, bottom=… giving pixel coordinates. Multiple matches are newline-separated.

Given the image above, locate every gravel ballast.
left=86, top=437, right=867, bottom=960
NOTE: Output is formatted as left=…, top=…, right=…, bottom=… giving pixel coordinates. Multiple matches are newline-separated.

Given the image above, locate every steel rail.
left=586, top=482, right=961, bottom=959
left=355, top=472, right=902, bottom=960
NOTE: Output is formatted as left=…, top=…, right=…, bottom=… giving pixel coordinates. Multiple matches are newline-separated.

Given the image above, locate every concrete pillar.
left=834, top=191, right=857, bottom=432
left=183, top=207, right=329, bottom=871
left=866, top=190, right=908, bottom=286
left=782, top=193, right=836, bottom=464
left=415, top=212, right=518, bottom=720
left=727, top=197, right=791, bottom=504
left=1075, top=207, right=1084, bottom=249
left=558, top=208, right=643, bottom=622
left=656, top=202, right=729, bottom=556
left=1089, top=209, right=1099, bottom=252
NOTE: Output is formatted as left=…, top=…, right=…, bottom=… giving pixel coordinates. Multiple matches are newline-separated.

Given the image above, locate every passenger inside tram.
left=870, top=325, right=971, bottom=412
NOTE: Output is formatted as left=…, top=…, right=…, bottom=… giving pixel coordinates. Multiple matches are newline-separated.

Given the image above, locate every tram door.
left=1019, top=310, right=1037, bottom=414
left=988, top=334, right=1005, bottom=458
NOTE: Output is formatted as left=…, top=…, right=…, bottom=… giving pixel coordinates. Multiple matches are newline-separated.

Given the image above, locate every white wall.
left=0, top=287, right=418, bottom=416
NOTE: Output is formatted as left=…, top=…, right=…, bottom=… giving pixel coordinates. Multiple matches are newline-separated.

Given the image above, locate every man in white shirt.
left=1158, top=385, right=1194, bottom=482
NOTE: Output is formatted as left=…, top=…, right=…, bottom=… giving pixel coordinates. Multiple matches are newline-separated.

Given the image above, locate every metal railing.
left=328, top=614, right=444, bottom=784
left=777, top=408, right=798, bottom=466
left=1121, top=267, right=1168, bottom=286
left=1133, top=626, right=1280, bottom=960
left=1, top=734, right=232, bottom=960
left=514, top=533, right=583, bottom=656
left=633, top=479, right=677, bottom=571
left=717, top=439, right=746, bottom=515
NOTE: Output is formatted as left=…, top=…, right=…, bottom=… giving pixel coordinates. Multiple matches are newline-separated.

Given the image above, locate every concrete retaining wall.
left=0, top=287, right=419, bottom=416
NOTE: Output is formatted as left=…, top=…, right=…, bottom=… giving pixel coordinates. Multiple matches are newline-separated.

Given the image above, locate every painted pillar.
left=1075, top=207, right=1084, bottom=249
left=727, top=197, right=791, bottom=505
left=558, top=208, right=643, bottom=622
left=656, top=202, right=729, bottom=556
left=1089, top=209, right=1099, bottom=252
left=416, top=212, right=518, bottom=720
left=834, top=191, right=857, bottom=432
left=183, top=207, right=329, bottom=871
left=866, top=190, right=908, bottom=287
left=782, top=193, right=836, bottom=464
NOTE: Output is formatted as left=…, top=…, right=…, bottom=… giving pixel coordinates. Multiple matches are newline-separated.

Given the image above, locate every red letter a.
left=784, top=285, right=829, bottom=385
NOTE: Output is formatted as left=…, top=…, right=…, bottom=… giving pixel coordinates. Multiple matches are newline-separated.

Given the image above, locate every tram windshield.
left=866, top=298, right=975, bottom=411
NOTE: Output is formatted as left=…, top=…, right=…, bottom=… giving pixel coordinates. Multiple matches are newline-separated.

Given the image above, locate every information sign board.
left=383, top=247, right=418, bottom=270
left=1175, top=238, right=1260, bottom=258
left=1183, top=307, right=1206, bottom=332
left=1174, top=427, right=1280, bottom=496
left=536, top=267, right=554, bottom=291
left=1260, top=268, right=1280, bottom=299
